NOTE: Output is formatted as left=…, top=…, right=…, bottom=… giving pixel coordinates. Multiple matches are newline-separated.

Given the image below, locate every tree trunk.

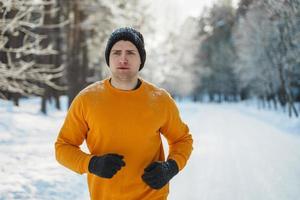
left=40, top=1, right=53, bottom=114
left=41, top=90, right=48, bottom=114
left=67, top=0, right=87, bottom=106
left=12, top=93, right=20, bottom=106
left=272, top=96, right=278, bottom=110
left=286, top=89, right=299, bottom=117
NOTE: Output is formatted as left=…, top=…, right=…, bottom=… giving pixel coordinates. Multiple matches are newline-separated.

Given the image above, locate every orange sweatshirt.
left=55, top=78, right=193, bottom=200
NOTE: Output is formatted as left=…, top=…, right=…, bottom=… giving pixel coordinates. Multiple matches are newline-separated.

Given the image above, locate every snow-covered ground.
left=0, top=97, right=299, bottom=200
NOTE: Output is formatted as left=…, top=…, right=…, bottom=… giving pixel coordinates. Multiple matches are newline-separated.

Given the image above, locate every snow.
left=0, top=97, right=88, bottom=200
left=170, top=102, right=300, bottom=200
left=0, top=97, right=300, bottom=200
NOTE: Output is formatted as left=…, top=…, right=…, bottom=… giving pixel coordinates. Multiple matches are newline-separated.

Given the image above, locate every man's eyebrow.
left=111, top=49, right=137, bottom=52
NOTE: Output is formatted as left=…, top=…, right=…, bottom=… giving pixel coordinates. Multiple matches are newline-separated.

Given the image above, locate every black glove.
left=88, top=153, right=125, bottom=178
left=142, top=159, right=179, bottom=189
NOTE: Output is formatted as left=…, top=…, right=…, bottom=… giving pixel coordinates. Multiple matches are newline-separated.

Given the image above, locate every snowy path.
left=170, top=103, right=300, bottom=200
left=0, top=99, right=300, bottom=200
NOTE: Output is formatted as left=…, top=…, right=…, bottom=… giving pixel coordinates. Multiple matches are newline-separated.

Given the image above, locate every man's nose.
left=119, top=53, right=128, bottom=64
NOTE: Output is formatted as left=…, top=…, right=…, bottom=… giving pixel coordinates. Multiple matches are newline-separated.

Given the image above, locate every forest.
left=1, top=0, right=299, bottom=117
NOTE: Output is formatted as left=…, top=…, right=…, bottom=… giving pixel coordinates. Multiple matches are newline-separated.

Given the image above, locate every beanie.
left=105, top=27, right=146, bottom=71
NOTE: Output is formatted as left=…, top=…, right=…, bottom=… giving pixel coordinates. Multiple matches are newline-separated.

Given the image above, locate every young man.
left=55, top=27, right=193, bottom=200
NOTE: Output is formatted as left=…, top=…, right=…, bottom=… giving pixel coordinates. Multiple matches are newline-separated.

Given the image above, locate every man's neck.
left=110, top=77, right=140, bottom=91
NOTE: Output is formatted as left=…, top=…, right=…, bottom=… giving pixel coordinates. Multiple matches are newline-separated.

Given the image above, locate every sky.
left=149, top=0, right=214, bottom=33
left=146, top=0, right=240, bottom=44
left=150, top=0, right=240, bottom=24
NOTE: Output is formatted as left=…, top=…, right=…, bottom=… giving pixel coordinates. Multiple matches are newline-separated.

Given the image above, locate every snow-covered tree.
left=0, top=0, right=66, bottom=103
left=158, top=16, right=201, bottom=98
left=196, top=3, right=238, bottom=102
left=233, top=0, right=300, bottom=117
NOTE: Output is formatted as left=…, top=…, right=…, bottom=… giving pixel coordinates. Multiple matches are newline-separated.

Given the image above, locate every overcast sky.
left=149, top=0, right=216, bottom=30
left=146, top=0, right=239, bottom=43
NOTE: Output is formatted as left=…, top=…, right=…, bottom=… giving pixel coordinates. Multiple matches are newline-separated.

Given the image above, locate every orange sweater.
left=55, top=78, right=193, bottom=200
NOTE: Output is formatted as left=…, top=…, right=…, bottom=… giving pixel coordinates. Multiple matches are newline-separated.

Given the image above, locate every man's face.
left=109, top=40, right=141, bottom=81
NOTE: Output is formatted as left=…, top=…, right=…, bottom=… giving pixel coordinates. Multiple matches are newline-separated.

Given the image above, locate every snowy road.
left=170, top=103, right=300, bottom=200
left=0, top=99, right=300, bottom=200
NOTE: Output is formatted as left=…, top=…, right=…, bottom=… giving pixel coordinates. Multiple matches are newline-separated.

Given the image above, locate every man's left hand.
left=141, top=159, right=179, bottom=189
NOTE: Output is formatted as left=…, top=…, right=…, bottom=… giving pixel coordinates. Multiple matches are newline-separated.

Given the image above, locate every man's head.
left=105, top=27, right=146, bottom=71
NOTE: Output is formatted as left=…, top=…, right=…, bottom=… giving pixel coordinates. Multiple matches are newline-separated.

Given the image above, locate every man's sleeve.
left=160, top=92, right=193, bottom=171
left=55, top=94, right=93, bottom=174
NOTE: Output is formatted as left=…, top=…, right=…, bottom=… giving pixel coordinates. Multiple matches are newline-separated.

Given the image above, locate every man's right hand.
left=88, top=153, right=125, bottom=178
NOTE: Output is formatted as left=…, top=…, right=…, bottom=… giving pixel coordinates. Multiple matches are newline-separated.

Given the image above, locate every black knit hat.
left=105, top=27, right=146, bottom=71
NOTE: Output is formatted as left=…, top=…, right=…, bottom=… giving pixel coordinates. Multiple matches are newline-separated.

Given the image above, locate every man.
left=55, top=27, right=193, bottom=200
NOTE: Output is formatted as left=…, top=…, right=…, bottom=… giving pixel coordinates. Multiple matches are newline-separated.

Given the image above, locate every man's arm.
left=142, top=92, right=193, bottom=189
left=160, top=93, right=193, bottom=171
left=55, top=94, right=93, bottom=174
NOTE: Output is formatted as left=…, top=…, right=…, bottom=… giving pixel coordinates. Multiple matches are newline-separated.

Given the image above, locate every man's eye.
left=113, top=52, right=121, bottom=55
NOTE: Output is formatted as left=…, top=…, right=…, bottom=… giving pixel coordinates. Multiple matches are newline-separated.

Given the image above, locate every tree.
left=233, top=0, right=300, bottom=117
left=0, top=0, right=65, bottom=106
left=158, top=17, right=201, bottom=99
left=196, top=4, right=238, bottom=102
